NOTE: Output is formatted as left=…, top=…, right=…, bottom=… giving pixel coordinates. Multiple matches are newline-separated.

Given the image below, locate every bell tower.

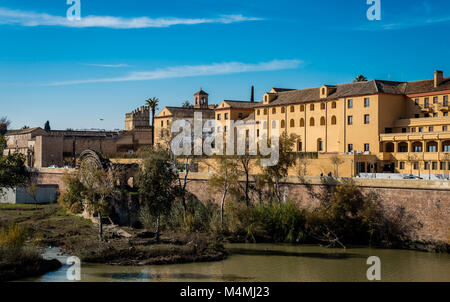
left=194, top=89, right=209, bottom=109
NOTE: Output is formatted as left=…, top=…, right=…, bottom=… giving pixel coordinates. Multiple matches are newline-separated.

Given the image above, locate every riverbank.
left=0, top=204, right=227, bottom=271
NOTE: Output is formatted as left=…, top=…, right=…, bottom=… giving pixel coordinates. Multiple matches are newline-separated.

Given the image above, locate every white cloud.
left=47, top=59, right=303, bottom=86
left=0, top=7, right=262, bottom=29
left=357, top=15, right=450, bottom=31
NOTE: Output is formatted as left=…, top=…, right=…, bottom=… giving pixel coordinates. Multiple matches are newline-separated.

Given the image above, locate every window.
left=166, top=120, right=170, bottom=126
left=432, top=162, right=438, bottom=170
left=433, top=96, right=438, bottom=104
left=310, top=117, right=315, bottom=126
left=348, top=116, right=353, bottom=125
left=272, top=108, right=276, bottom=114
left=444, top=112, right=449, bottom=117
left=290, top=106, right=295, bottom=113
left=400, top=162, right=405, bottom=170
left=257, top=110, right=260, bottom=116
left=425, top=162, right=430, bottom=170
left=429, top=126, right=434, bottom=132
left=402, top=128, right=407, bottom=133
left=440, top=162, right=447, bottom=170
left=217, top=114, right=221, bottom=120
left=298, top=141, right=302, bottom=152
left=160, top=121, right=163, bottom=127
left=225, top=113, right=229, bottom=120
left=364, top=144, right=370, bottom=152
left=348, top=99, right=353, bottom=108
left=320, top=103, right=325, bottom=110
left=290, top=119, right=295, bottom=127
left=300, top=118, right=305, bottom=127
left=433, top=113, right=438, bottom=117
left=414, top=145, right=422, bottom=152
left=444, top=96, right=449, bottom=106
left=272, top=121, right=277, bottom=129
left=364, top=98, right=370, bottom=107
left=413, top=162, right=419, bottom=170
left=424, top=98, right=429, bottom=108
left=348, top=144, right=353, bottom=152
left=427, top=144, right=437, bottom=152
left=318, top=139, right=323, bottom=151
left=331, top=102, right=336, bottom=109
left=331, top=116, right=337, bottom=125
left=257, top=129, right=260, bottom=137
left=281, top=107, right=286, bottom=113
left=281, top=120, right=285, bottom=128
left=264, top=108, right=268, bottom=115
left=411, top=127, right=416, bottom=133
left=414, top=114, right=420, bottom=118
left=419, top=127, right=423, bottom=133
left=443, top=126, right=448, bottom=131
left=320, top=117, right=326, bottom=126
left=300, top=105, right=305, bottom=112
left=310, top=104, right=315, bottom=111
left=364, top=114, right=370, bottom=124
left=414, top=99, right=419, bottom=105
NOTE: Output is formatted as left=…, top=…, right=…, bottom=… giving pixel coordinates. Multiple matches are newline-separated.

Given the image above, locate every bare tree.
left=330, top=154, right=344, bottom=177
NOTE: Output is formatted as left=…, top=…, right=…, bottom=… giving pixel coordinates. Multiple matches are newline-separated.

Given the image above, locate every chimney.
left=434, top=70, right=444, bottom=88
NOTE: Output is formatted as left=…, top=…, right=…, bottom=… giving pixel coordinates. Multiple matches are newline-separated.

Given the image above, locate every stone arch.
left=385, top=142, right=394, bottom=152
left=398, top=142, right=408, bottom=153
left=412, top=141, right=423, bottom=152
left=426, top=141, right=438, bottom=152
left=443, top=140, right=450, bottom=152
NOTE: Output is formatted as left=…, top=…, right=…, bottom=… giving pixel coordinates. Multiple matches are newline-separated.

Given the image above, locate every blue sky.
left=1, top=0, right=450, bottom=130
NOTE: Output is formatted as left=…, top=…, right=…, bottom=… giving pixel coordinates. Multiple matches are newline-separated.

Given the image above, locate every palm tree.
left=353, top=75, right=368, bottom=82
left=145, top=97, right=159, bottom=147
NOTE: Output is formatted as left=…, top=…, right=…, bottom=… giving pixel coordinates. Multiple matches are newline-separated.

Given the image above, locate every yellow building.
left=154, top=71, right=450, bottom=177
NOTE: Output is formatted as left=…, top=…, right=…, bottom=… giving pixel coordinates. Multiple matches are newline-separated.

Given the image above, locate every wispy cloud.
left=84, top=63, right=130, bottom=68
left=357, top=15, right=450, bottom=31
left=47, top=59, right=302, bottom=86
left=0, top=7, right=262, bottom=29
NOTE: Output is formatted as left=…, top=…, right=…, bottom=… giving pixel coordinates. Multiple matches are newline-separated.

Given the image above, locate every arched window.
left=264, top=108, right=268, bottom=115
left=322, top=88, right=325, bottom=95
left=257, top=109, right=260, bottom=116
left=331, top=101, right=336, bottom=109
left=290, top=106, right=295, bottom=112
left=317, top=139, right=323, bottom=151
left=281, top=120, right=285, bottom=128
left=443, top=140, right=450, bottom=152
left=281, top=107, right=286, bottom=113
left=310, top=117, right=315, bottom=126
left=310, top=104, right=315, bottom=111
left=331, top=116, right=337, bottom=125
left=320, top=117, right=326, bottom=125
left=320, top=103, right=325, bottom=110
left=412, top=141, right=423, bottom=153
left=300, top=105, right=305, bottom=112
left=272, top=108, right=276, bottom=114
left=272, top=120, right=277, bottom=129
left=290, top=119, right=295, bottom=127
left=426, top=141, right=438, bottom=152
left=300, top=118, right=305, bottom=127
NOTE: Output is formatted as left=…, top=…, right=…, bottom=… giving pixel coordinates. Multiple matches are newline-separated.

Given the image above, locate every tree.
left=261, top=132, right=298, bottom=204
left=22, top=126, right=30, bottom=130
left=0, top=117, right=10, bottom=136
left=250, top=85, right=255, bottom=103
left=208, top=155, right=240, bottom=225
left=353, top=75, right=368, bottom=82
left=173, top=155, right=196, bottom=213
left=330, top=154, right=345, bottom=177
left=145, top=97, right=159, bottom=147
left=136, top=149, right=178, bottom=241
left=78, top=162, right=116, bottom=241
left=181, top=101, right=192, bottom=108
left=44, top=121, right=51, bottom=131
left=0, top=153, right=29, bottom=196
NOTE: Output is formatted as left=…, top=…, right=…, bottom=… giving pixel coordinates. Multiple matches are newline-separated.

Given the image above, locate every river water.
left=24, top=244, right=450, bottom=282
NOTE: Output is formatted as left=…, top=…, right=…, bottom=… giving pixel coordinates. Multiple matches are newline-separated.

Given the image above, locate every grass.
left=0, top=203, right=227, bottom=267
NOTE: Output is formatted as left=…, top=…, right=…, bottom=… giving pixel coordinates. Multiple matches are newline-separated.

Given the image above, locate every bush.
left=58, top=172, right=85, bottom=214
left=0, top=224, right=39, bottom=264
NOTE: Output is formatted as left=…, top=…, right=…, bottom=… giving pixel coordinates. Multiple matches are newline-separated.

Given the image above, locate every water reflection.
left=24, top=244, right=450, bottom=282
